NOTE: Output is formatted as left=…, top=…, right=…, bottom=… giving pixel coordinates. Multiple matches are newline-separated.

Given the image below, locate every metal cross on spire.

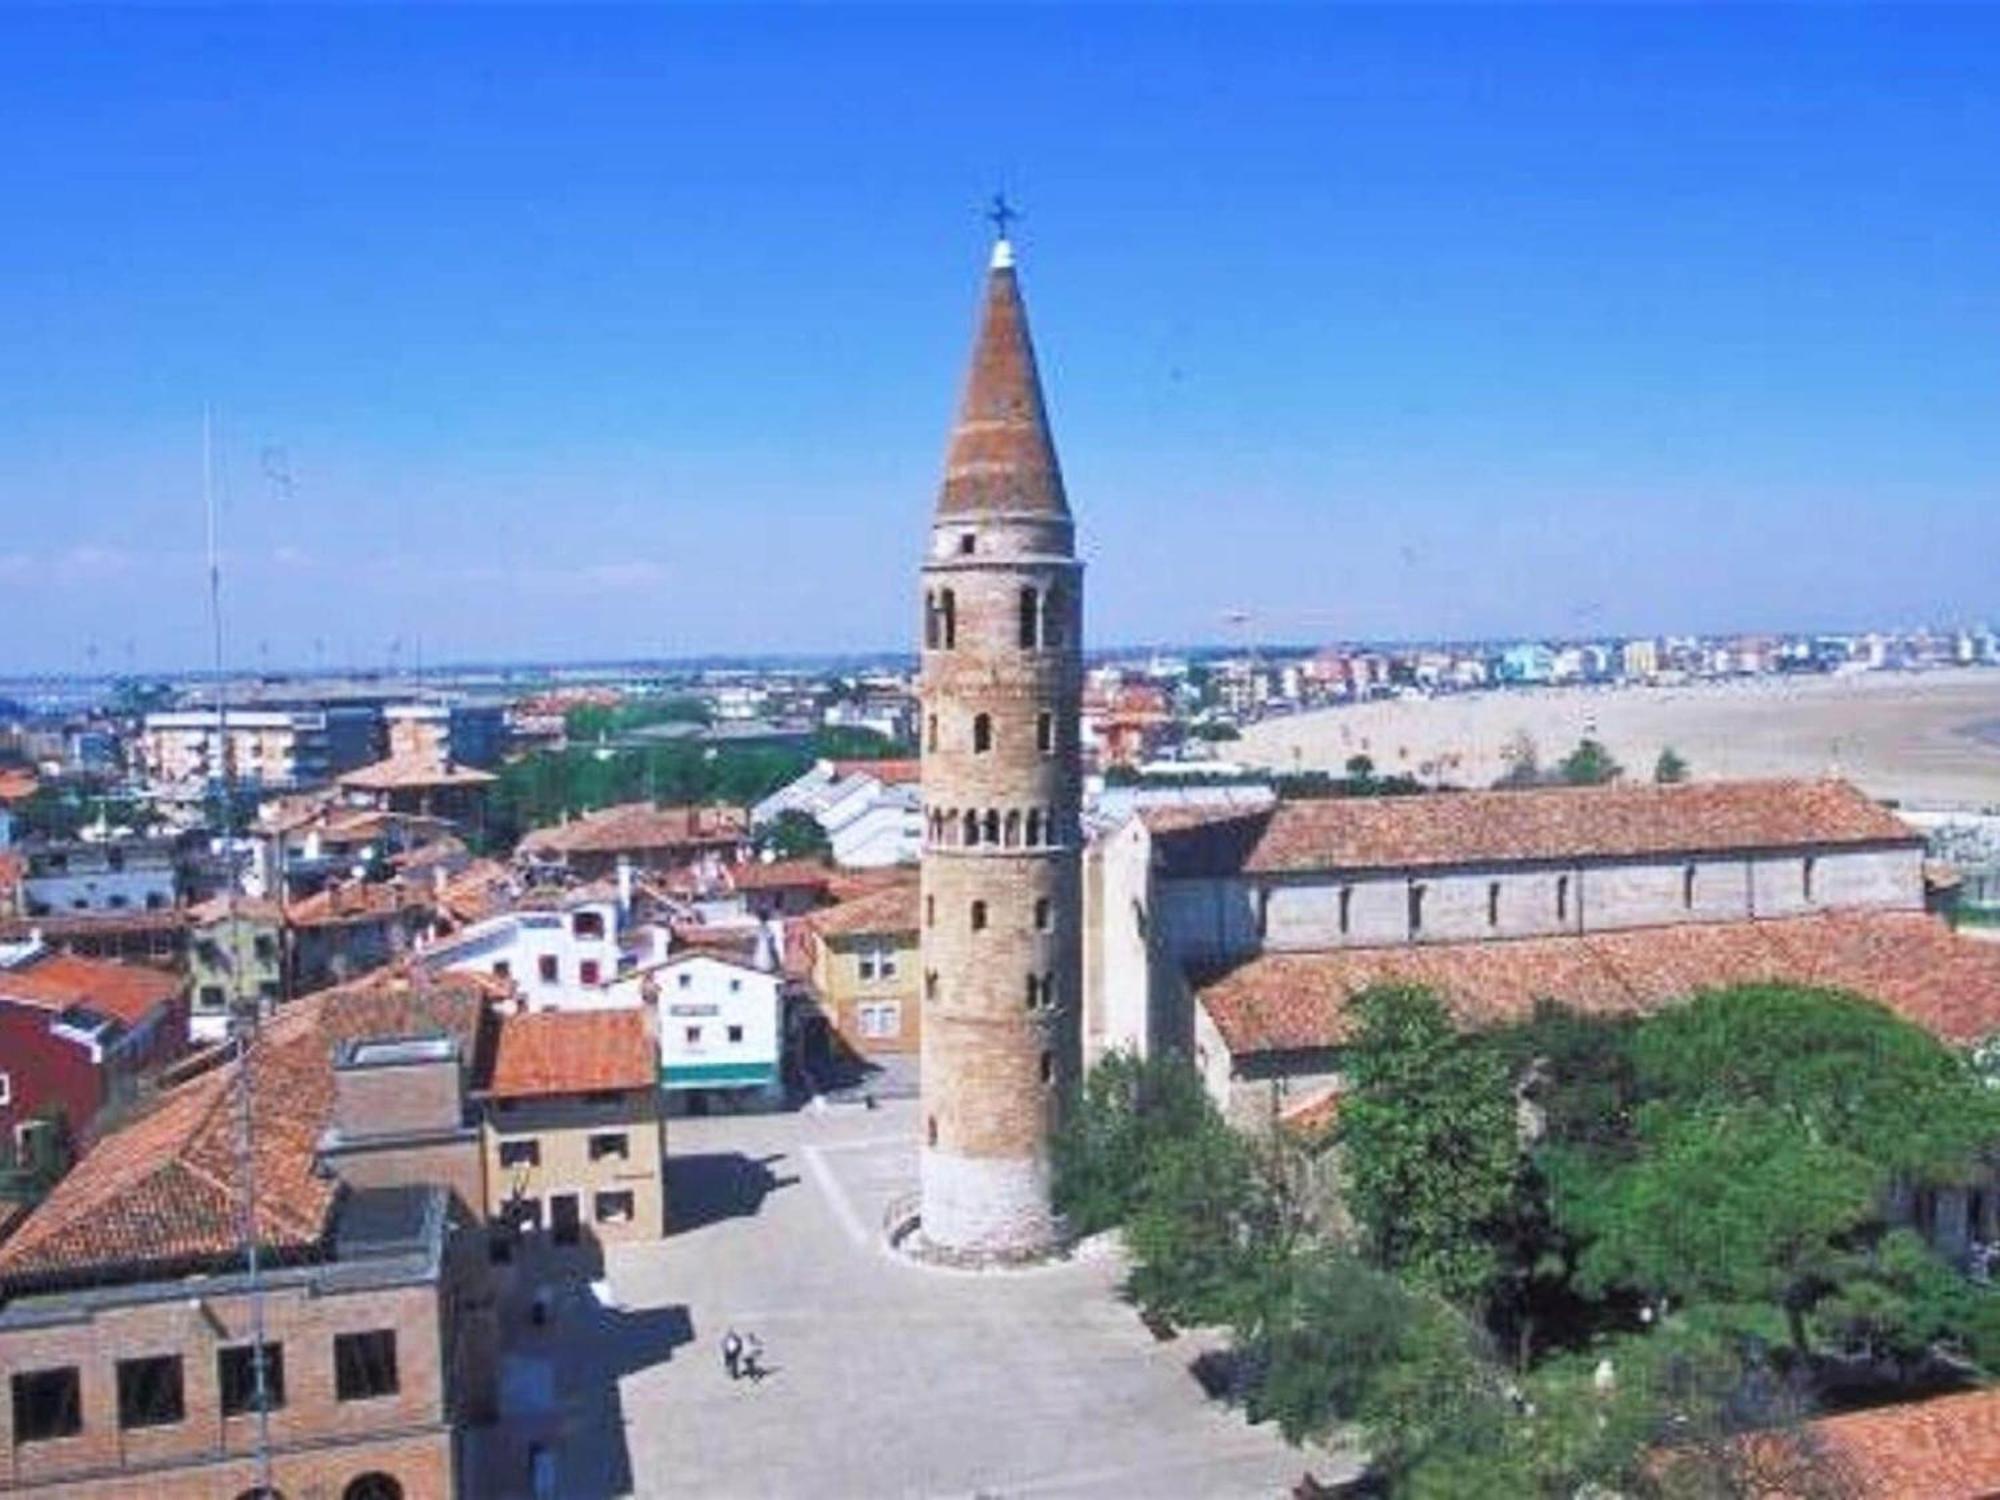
left=987, top=191, right=1020, bottom=243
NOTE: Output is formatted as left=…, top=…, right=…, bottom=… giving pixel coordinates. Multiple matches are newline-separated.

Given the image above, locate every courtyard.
left=467, top=1095, right=1343, bottom=1499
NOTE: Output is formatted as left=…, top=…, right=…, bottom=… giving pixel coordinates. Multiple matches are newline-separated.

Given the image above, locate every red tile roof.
left=1196, top=911, right=2000, bottom=1057
left=729, top=858, right=834, bottom=893
left=0, top=951, right=182, bottom=1027
left=518, top=802, right=749, bottom=858
left=284, top=879, right=432, bottom=930
left=1727, top=1387, right=2000, bottom=1497
left=829, top=758, right=921, bottom=786
left=1151, top=779, right=1916, bottom=877
left=935, top=245, right=1068, bottom=519
left=806, top=877, right=920, bottom=939
left=0, top=970, right=488, bottom=1289
left=479, top=1008, right=655, bottom=1101
left=0, top=767, right=39, bottom=803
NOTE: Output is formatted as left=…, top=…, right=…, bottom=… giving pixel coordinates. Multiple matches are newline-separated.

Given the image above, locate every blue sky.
left=3, top=7, right=1997, bottom=672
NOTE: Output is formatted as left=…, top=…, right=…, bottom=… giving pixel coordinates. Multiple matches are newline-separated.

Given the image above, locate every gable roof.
left=827, top=758, right=921, bottom=786
left=0, top=970, right=488, bottom=1292
left=1195, top=911, right=2000, bottom=1058
left=1150, top=779, right=1916, bottom=878
left=338, top=753, right=496, bottom=792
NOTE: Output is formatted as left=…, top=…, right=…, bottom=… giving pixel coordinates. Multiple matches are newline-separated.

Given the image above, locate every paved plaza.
left=469, top=1096, right=1347, bottom=1499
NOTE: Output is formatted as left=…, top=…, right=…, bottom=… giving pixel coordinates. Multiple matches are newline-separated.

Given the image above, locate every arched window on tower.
left=1004, top=810, right=1021, bottom=847
left=1042, top=584, right=1065, bottom=648
left=924, top=590, right=940, bottom=649
left=962, top=810, right=979, bottom=847
left=1025, top=974, right=1042, bottom=1010
left=1036, top=712, right=1054, bottom=754
left=940, top=588, right=957, bottom=649
left=1034, top=897, right=1051, bottom=931
left=972, top=713, right=992, bottom=753
left=1018, top=586, right=1040, bottom=649
left=926, top=713, right=938, bottom=752
left=970, top=900, right=988, bottom=932
left=982, top=809, right=1000, bottom=846
left=1025, top=809, right=1042, bottom=847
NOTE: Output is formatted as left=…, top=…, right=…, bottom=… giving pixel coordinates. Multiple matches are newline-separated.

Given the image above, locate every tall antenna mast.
left=209, top=408, right=275, bottom=1492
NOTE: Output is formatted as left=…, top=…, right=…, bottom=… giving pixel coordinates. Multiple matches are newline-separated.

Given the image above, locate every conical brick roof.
left=935, top=240, right=1069, bottom=519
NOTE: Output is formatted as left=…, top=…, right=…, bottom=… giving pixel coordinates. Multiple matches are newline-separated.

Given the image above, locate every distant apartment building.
left=337, top=755, right=495, bottom=831
left=1620, top=637, right=1660, bottom=680
left=139, top=709, right=335, bottom=799
left=383, top=701, right=507, bottom=772
left=477, top=1008, right=666, bottom=1249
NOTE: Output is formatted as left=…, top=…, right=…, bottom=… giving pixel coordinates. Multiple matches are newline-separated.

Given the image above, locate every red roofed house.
left=0, top=938, right=185, bottom=1164
left=517, top=802, right=750, bottom=880
left=799, top=876, right=922, bottom=1062
left=474, top=1007, right=666, bottom=1249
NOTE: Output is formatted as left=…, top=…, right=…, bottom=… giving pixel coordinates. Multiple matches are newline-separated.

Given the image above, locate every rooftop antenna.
left=208, top=407, right=276, bottom=1493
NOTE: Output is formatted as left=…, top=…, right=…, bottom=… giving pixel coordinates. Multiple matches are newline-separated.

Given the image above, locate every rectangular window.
left=0, top=1071, right=9, bottom=1107
left=580, top=959, right=602, bottom=986
left=684, top=1024, right=702, bottom=1044
left=254, top=934, right=278, bottom=963
left=334, top=1330, right=399, bottom=1402
left=1487, top=881, right=1501, bottom=928
left=859, top=1003, right=902, bottom=1039
left=677, top=972, right=692, bottom=990
left=1037, top=712, right=1054, bottom=754
left=595, top=1190, right=636, bottom=1224
left=199, top=984, right=226, bottom=1009
left=10, top=1367, right=81, bottom=1444
left=499, top=1139, right=541, bottom=1169
left=573, top=910, right=605, bottom=939
left=588, top=1132, right=629, bottom=1162
left=218, top=1343, right=286, bottom=1417
left=727, top=1024, right=744, bottom=1043
left=858, top=951, right=877, bottom=981
left=492, top=959, right=511, bottom=980
left=537, top=954, right=559, bottom=984
left=117, top=1354, right=185, bottom=1430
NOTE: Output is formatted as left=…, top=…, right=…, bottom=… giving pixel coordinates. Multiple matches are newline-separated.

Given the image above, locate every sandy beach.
left=1236, top=668, right=2000, bottom=811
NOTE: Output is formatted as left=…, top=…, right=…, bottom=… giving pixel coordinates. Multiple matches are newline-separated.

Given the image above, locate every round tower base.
left=901, top=1148, right=1064, bottom=1266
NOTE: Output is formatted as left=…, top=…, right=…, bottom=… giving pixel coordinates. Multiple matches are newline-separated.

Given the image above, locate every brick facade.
left=917, top=240, right=1084, bottom=1255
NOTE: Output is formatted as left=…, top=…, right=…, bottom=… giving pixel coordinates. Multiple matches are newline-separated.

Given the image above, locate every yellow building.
left=476, top=1008, right=667, bottom=1250
left=803, top=878, right=921, bottom=1059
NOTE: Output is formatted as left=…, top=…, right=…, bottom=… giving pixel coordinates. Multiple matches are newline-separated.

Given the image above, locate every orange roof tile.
left=0, top=970, right=488, bottom=1288
left=1727, top=1387, right=2000, bottom=1497
left=828, top=758, right=921, bottom=786
left=338, top=752, right=496, bottom=792
left=1196, top=911, right=2000, bottom=1057
left=0, top=951, right=182, bottom=1027
left=1152, top=779, right=1916, bottom=877
left=518, top=802, right=748, bottom=858
left=0, top=767, right=40, bottom=803
left=730, top=858, right=834, bottom=893
left=479, top=1008, right=654, bottom=1100
left=807, top=878, right=920, bottom=939
left=284, top=879, right=432, bottom=929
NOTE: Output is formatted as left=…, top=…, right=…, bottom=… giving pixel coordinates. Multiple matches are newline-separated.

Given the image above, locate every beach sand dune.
left=1237, top=668, right=2000, bottom=810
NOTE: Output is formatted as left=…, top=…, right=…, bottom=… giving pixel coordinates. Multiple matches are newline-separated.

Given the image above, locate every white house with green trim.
left=617, top=951, right=784, bottom=1113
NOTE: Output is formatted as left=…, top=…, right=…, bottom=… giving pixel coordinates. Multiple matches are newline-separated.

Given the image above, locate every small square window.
left=116, top=1354, right=185, bottom=1430
left=538, top=954, right=559, bottom=984
left=595, top=1190, right=636, bottom=1223
left=218, top=1343, right=285, bottom=1417
left=10, top=1367, right=81, bottom=1444
left=677, top=972, right=692, bottom=990
left=580, top=959, right=602, bottom=986
left=334, top=1330, right=399, bottom=1402
left=727, top=1024, right=744, bottom=1043
left=684, top=1024, right=702, bottom=1044
left=499, top=1139, right=541, bottom=1169
left=588, top=1132, right=629, bottom=1162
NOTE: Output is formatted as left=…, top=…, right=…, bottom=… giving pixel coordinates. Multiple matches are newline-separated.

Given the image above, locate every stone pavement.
left=466, top=1095, right=1352, bottom=1499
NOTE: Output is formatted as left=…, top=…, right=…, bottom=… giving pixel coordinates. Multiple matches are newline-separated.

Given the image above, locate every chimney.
left=616, top=856, right=634, bottom=923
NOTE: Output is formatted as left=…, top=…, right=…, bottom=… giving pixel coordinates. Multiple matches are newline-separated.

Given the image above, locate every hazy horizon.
left=6, top=8, right=1999, bottom=673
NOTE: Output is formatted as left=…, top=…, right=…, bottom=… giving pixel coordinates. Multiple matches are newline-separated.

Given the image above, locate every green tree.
left=757, top=809, right=830, bottom=861
left=1051, top=1051, right=1217, bottom=1235
left=1563, top=1104, right=1878, bottom=1354
left=1123, top=1119, right=1267, bottom=1327
left=1558, top=735, right=1624, bottom=786
left=1655, top=745, right=1691, bottom=784
left=1245, top=1244, right=1415, bottom=1443
left=1337, top=986, right=1522, bottom=1304
left=1495, top=729, right=1544, bottom=789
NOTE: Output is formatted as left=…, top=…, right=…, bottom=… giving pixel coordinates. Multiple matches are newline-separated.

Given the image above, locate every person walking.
left=721, top=1328, right=743, bottom=1381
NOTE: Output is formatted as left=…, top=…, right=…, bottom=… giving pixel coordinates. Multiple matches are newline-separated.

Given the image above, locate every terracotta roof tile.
left=0, top=951, right=182, bottom=1027
left=518, top=802, right=749, bottom=858
left=1730, top=1387, right=2000, bottom=1497
left=1196, top=912, right=2000, bottom=1057
left=1153, top=779, right=1916, bottom=878
left=338, top=752, right=496, bottom=791
left=0, top=969, right=488, bottom=1289
left=284, top=879, right=432, bottom=930
left=807, top=877, right=920, bottom=939
left=479, top=1008, right=655, bottom=1100
left=828, top=758, right=921, bottom=786
left=729, top=858, right=834, bottom=893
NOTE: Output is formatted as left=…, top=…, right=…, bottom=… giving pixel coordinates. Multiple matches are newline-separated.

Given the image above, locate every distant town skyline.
left=5, top=7, right=2000, bottom=672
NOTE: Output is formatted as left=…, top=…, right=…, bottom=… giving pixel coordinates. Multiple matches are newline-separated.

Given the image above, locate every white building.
left=622, top=950, right=784, bottom=1113
left=751, top=758, right=922, bottom=868
left=420, top=887, right=666, bottom=1009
